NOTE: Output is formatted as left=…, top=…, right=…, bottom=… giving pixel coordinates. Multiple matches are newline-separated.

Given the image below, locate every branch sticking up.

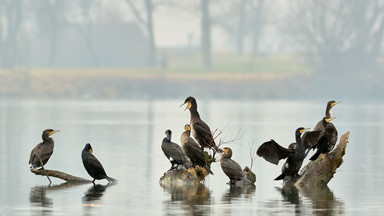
left=248, top=140, right=257, bottom=170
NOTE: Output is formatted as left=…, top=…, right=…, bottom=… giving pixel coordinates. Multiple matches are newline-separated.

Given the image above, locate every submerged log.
left=292, top=131, right=350, bottom=188
left=31, top=168, right=92, bottom=183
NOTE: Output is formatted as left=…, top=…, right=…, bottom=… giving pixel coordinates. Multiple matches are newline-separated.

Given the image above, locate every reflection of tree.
left=161, top=183, right=211, bottom=215
left=298, top=185, right=345, bottom=216
left=275, top=185, right=345, bottom=216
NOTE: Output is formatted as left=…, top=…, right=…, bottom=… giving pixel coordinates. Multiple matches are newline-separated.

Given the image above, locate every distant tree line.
left=0, top=0, right=383, bottom=75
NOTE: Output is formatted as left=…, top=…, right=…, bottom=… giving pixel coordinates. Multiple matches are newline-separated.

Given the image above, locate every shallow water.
left=0, top=99, right=383, bottom=215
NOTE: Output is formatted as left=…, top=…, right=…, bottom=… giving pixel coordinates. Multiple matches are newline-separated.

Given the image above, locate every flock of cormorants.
left=28, top=97, right=339, bottom=185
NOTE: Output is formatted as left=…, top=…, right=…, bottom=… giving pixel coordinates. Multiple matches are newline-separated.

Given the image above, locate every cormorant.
left=220, top=147, right=251, bottom=185
left=181, top=96, right=222, bottom=153
left=314, top=100, right=340, bottom=131
left=162, top=129, right=191, bottom=170
left=257, top=127, right=309, bottom=181
left=29, top=129, right=60, bottom=169
left=302, top=101, right=339, bottom=151
left=309, top=117, right=338, bottom=161
left=81, top=143, right=116, bottom=183
left=180, top=124, right=214, bottom=174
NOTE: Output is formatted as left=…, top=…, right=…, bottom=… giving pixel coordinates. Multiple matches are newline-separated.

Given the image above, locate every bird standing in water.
left=181, top=96, right=222, bottom=153
left=180, top=124, right=213, bottom=175
left=82, top=143, right=116, bottom=183
left=162, top=129, right=191, bottom=170
left=309, top=117, right=338, bottom=161
left=257, top=127, right=309, bottom=181
left=220, top=147, right=251, bottom=185
left=29, top=129, right=60, bottom=169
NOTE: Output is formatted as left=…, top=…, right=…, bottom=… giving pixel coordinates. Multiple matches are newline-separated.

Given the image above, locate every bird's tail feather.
left=309, top=151, right=320, bottom=161
left=105, top=176, right=118, bottom=183
left=274, top=173, right=286, bottom=181
left=204, top=164, right=214, bottom=175
left=241, top=177, right=251, bottom=184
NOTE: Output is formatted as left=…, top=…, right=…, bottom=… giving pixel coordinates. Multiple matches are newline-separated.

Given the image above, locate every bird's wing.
left=185, top=138, right=205, bottom=161
left=257, top=139, right=294, bottom=165
left=221, top=159, right=243, bottom=178
left=302, top=130, right=322, bottom=150
left=193, top=121, right=216, bottom=147
left=313, top=120, right=325, bottom=131
left=163, top=142, right=187, bottom=163
left=87, top=154, right=107, bottom=175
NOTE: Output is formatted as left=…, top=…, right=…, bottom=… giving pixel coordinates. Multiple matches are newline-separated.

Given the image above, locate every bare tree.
left=288, top=0, right=384, bottom=75
left=201, top=0, right=212, bottom=68
left=125, top=0, right=156, bottom=66
left=0, top=0, right=23, bottom=69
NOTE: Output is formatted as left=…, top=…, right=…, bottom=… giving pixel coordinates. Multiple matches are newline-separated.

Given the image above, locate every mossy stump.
left=159, top=166, right=210, bottom=187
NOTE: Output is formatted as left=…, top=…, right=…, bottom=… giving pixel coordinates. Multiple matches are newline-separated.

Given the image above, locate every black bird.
left=29, top=129, right=60, bottom=169
left=309, top=117, right=338, bottom=161
left=257, top=127, right=308, bottom=181
left=181, top=96, right=222, bottom=153
left=302, top=101, right=339, bottom=151
left=180, top=124, right=214, bottom=175
left=162, top=129, right=191, bottom=170
left=81, top=143, right=116, bottom=183
left=220, top=147, right=251, bottom=185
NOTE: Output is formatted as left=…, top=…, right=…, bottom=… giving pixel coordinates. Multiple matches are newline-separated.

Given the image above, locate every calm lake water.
left=0, top=99, right=383, bottom=215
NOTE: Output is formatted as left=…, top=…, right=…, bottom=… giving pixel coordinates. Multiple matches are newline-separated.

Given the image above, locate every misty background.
left=0, top=0, right=383, bottom=100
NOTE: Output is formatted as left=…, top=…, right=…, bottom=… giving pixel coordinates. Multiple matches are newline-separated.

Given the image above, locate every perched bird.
left=81, top=143, right=116, bottom=183
left=257, top=127, right=309, bottom=181
left=162, top=129, right=191, bottom=170
left=220, top=147, right=251, bottom=185
left=29, top=129, right=60, bottom=169
left=302, top=101, right=339, bottom=151
left=313, top=101, right=340, bottom=131
left=309, top=117, right=338, bottom=161
left=180, top=124, right=213, bottom=175
left=181, top=96, right=222, bottom=153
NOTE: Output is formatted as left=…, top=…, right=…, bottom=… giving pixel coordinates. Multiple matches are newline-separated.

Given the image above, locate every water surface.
left=0, top=100, right=383, bottom=215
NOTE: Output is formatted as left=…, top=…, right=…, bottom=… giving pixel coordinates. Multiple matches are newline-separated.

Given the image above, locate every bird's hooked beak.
left=332, top=101, right=341, bottom=107
left=327, top=117, right=336, bottom=122
left=89, top=148, right=93, bottom=154
left=180, top=101, right=191, bottom=111
left=49, top=130, right=60, bottom=136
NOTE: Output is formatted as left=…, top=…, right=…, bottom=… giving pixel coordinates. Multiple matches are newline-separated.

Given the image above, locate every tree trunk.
left=237, top=0, right=246, bottom=55
left=201, top=0, right=212, bottom=68
left=145, top=0, right=156, bottom=67
left=292, top=131, right=350, bottom=188
left=31, top=168, right=92, bottom=183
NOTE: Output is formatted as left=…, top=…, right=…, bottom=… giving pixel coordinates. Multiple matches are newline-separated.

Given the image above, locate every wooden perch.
left=31, top=168, right=92, bottom=183
left=293, top=131, right=350, bottom=188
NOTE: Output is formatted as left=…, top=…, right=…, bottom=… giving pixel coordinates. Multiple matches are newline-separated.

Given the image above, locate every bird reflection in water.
left=275, top=184, right=345, bottom=216
left=161, top=183, right=211, bottom=215
left=30, top=182, right=86, bottom=215
left=82, top=183, right=116, bottom=203
left=222, top=184, right=256, bottom=203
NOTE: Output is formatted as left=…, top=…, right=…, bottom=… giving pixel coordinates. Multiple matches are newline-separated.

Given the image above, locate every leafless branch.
left=248, top=140, right=257, bottom=170
left=125, top=0, right=147, bottom=27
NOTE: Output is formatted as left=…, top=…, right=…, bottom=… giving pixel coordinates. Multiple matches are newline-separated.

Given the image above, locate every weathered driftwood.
left=31, top=168, right=92, bottom=183
left=291, top=131, right=350, bottom=188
